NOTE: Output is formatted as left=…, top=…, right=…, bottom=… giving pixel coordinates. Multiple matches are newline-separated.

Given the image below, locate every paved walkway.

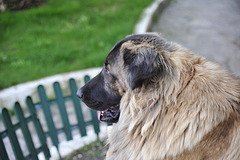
left=152, top=0, right=240, bottom=76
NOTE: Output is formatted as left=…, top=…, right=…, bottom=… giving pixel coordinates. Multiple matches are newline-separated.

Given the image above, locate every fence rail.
left=0, top=75, right=101, bottom=160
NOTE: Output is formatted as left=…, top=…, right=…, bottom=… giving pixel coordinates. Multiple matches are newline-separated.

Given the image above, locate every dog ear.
left=123, top=47, right=165, bottom=90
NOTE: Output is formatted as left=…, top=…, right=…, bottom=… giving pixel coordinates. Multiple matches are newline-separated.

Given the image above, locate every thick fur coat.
left=106, top=33, right=240, bottom=160
left=78, top=33, right=240, bottom=160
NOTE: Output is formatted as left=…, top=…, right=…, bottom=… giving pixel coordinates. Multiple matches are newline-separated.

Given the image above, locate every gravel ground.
left=64, top=140, right=108, bottom=160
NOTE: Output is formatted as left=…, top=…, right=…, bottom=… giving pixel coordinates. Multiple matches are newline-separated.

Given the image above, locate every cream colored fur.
left=106, top=34, right=240, bottom=160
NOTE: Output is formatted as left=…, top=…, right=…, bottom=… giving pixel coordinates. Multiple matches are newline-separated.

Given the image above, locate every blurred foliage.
left=0, top=0, right=153, bottom=89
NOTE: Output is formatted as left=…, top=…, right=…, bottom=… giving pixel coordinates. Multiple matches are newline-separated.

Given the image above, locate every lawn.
left=0, top=0, right=153, bottom=89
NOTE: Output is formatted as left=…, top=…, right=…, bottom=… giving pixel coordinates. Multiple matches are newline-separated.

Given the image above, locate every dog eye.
left=106, top=69, right=110, bottom=75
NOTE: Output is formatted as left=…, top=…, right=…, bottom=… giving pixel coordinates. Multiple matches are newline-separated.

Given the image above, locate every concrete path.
left=151, top=0, right=240, bottom=76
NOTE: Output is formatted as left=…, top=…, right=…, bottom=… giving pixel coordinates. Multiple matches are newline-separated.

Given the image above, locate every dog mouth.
left=98, top=104, right=120, bottom=123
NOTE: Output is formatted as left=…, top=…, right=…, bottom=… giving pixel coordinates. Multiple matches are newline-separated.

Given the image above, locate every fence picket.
left=90, top=110, right=100, bottom=136
left=0, top=108, right=24, bottom=160
left=53, top=82, right=73, bottom=141
left=37, top=85, right=59, bottom=147
left=0, top=129, right=9, bottom=160
left=14, top=102, right=39, bottom=160
left=69, top=78, right=87, bottom=137
left=26, top=96, right=51, bottom=159
left=84, top=76, right=100, bottom=135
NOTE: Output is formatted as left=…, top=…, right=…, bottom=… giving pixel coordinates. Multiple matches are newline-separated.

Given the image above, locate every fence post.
left=69, top=78, right=87, bottom=137
left=0, top=136, right=9, bottom=160
left=0, top=108, right=24, bottom=160
left=0, top=117, right=9, bottom=160
left=14, top=102, right=39, bottom=160
left=26, top=96, right=51, bottom=159
left=53, top=82, right=73, bottom=141
left=37, top=85, right=59, bottom=147
left=84, top=76, right=100, bottom=136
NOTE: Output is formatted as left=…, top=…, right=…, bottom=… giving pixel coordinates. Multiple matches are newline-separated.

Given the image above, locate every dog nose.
left=76, top=89, right=83, bottom=99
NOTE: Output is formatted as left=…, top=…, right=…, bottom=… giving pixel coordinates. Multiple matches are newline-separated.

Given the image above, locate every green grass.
left=0, top=0, right=153, bottom=89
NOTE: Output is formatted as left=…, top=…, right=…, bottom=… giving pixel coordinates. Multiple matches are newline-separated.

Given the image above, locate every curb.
left=0, top=68, right=101, bottom=109
left=134, top=0, right=170, bottom=34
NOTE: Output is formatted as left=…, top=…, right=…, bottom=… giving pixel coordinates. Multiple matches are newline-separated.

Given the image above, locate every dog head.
left=77, top=33, right=172, bottom=123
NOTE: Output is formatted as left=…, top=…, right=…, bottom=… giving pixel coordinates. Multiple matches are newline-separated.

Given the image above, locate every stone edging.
left=0, top=68, right=101, bottom=109
left=134, top=0, right=170, bottom=34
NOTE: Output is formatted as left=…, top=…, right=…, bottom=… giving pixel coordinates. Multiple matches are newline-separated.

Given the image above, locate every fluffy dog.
left=77, top=33, right=240, bottom=160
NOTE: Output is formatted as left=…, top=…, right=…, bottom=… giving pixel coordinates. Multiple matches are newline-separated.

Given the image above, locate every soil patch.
left=64, top=140, right=108, bottom=160
left=4, top=0, right=46, bottom=11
